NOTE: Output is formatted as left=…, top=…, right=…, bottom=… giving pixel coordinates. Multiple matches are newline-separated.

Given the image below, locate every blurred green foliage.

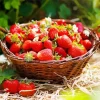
left=0, top=0, right=100, bottom=29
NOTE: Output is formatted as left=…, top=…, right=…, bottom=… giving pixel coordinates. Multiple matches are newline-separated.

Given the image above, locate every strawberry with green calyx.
left=81, top=29, right=90, bottom=39
left=37, top=49, right=54, bottom=61
left=5, top=34, right=12, bottom=44
left=68, top=42, right=87, bottom=58
left=54, top=53, right=61, bottom=60
left=10, top=24, right=22, bottom=34
left=57, top=35, right=72, bottom=49
left=18, top=80, right=36, bottom=97
left=24, top=52, right=34, bottom=62
left=54, top=47, right=67, bottom=57
left=48, top=27, right=58, bottom=40
left=11, top=33, right=22, bottom=43
left=27, top=29, right=35, bottom=40
left=65, top=24, right=73, bottom=31
left=41, top=35, right=49, bottom=42
left=81, top=39, right=92, bottom=50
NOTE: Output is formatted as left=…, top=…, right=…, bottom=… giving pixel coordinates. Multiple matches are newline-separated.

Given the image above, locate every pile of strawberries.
left=5, top=18, right=93, bottom=61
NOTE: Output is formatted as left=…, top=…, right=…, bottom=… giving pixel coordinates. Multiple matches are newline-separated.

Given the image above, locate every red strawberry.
left=37, top=49, right=54, bottom=61
left=9, top=43, right=21, bottom=54
left=81, top=39, right=92, bottom=50
left=68, top=43, right=87, bottom=58
left=22, top=40, right=32, bottom=51
left=29, top=24, right=39, bottom=29
left=5, top=34, right=12, bottom=44
left=39, top=33, right=48, bottom=41
left=10, top=24, right=22, bottom=34
left=16, top=53, right=26, bottom=59
left=55, top=19, right=66, bottom=25
left=75, top=22, right=84, bottom=33
left=54, top=47, right=67, bottom=57
left=81, top=30, right=90, bottom=39
left=31, top=41, right=43, bottom=52
left=57, top=35, right=72, bottom=49
left=44, top=40, right=53, bottom=50
left=29, top=51, right=37, bottom=59
left=27, top=30, right=35, bottom=40
left=48, top=28, right=58, bottom=39
left=58, top=30, right=68, bottom=36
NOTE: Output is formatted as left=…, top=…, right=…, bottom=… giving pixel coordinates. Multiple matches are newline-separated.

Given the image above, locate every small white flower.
left=83, top=30, right=90, bottom=36
left=45, top=17, right=52, bottom=24
left=72, top=24, right=78, bottom=33
left=32, top=28, right=38, bottom=32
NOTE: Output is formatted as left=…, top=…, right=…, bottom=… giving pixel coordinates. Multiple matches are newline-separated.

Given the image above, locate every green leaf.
left=58, top=4, right=71, bottom=19
left=0, top=11, right=8, bottom=19
left=0, top=18, right=9, bottom=28
left=42, top=0, right=58, bottom=17
left=19, top=2, right=35, bottom=17
left=0, top=67, right=16, bottom=84
left=4, top=0, right=11, bottom=10
left=11, top=0, right=20, bottom=9
left=8, top=10, right=16, bottom=23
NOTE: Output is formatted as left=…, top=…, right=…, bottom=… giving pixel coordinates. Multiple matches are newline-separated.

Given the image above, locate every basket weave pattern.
left=0, top=20, right=99, bottom=82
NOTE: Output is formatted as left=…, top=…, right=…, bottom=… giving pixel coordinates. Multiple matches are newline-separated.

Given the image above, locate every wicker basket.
left=0, top=20, right=99, bottom=83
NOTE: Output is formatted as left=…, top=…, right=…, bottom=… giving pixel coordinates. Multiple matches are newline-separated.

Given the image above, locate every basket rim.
left=0, top=39, right=97, bottom=64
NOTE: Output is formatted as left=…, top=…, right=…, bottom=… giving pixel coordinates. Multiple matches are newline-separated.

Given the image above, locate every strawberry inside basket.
left=0, top=18, right=99, bottom=82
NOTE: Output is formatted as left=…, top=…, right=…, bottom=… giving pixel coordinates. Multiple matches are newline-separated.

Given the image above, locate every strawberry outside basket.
left=0, top=20, right=100, bottom=83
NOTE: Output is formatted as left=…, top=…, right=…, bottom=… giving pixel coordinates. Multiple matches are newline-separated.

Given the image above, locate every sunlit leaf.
left=4, top=0, right=11, bottom=10
left=11, top=0, right=20, bottom=9
left=0, top=18, right=8, bottom=28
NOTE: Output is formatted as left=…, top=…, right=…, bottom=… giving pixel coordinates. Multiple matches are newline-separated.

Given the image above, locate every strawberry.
left=9, top=43, right=21, bottom=54
left=81, top=39, right=92, bottom=50
left=37, top=49, right=54, bottom=61
left=48, top=28, right=58, bottom=40
left=68, top=43, right=87, bottom=58
left=22, top=40, right=32, bottom=51
left=54, top=47, right=67, bottom=57
left=58, top=30, right=68, bottom=36
left=31, top=41, right=43, bottom=52
left=75, top=22, right=84, bottom=33
left=44, top=40, right=53, bottom=50
left=39, top=33, right=48, bottom=41
left=29, top=24, right=39, bottom=29
left=81, top=30, right=90, bottom=39
left=55, top=19, right=66, bottom=25
left=27, top=30, right=35, bottom=40
left=10, top=24, right=22, bottom=34
left=57, top=35, right=72, bottom=49
left=24, top=52, right=34, bottom=62
left=16, top=53, right=26, bottom=59
left=29, top=51, right=37, bottom=59
left=5, top=34, right=12, bottom=44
